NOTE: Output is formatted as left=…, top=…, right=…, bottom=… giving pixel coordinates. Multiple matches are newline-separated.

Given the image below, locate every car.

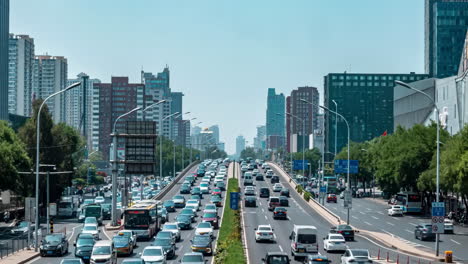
left=259, top=187, right=270, bottom=198
left=262, top=252, right=291, bottom=264
left=271, top=175, right=280, bottom=183
left=244, top=186, right=256, bottom=196
left=118, top=230, right=137, bottom=248
left=195, top=222, right=214, bottom=237
left=304, top=254, right=332, bottom=264
left=163, top=200, right=176, bottom=212
left=202, top=212, right=219, bottom=229
left=279, top=196, right=289, bottom=206
left=90, top=240, right=117, bottom=264
left=331, top=225, right=355, bottom=241
left=387, top=205, right=404, bottom=216
left=121, top=258, right=145, bottom=264
left=81, top=224, right=100, bottom=240
left=414, top=224, right=436, bottom=241
left=180, top=208, right=197, bottom=222
left=162, top=223, right=181, bottom=242
left=266, top=170, right=274, bottom=178
left=289, top=225, right=319, bottom=259
left=323, top=233, right=347, bottom=252
left=244, top=175, right=254, bottom=186
left=273, top=207, right=288, bottom=220
left=341, top=249, right=372, bottom=264
left=175, top=214, right=192, bottom=230
left=326, top=194, right=337, bottom=203
left=152, top=238, right=176, bottom=259
left=191, top=187, right=203, bottom=198
left=190, top=235, right=213, bottom=255
left=280, top=188, right=290, bottom=197
left=255, top=225, right=275, bottom=242
left=94, top=196, right=105, bottom=204
left=187, top=199, right=201, bottom=211
left=84, top=217, right=98, bottom=226
left=180, top=184, right=191, bottom=194
left=444, top=219, right=454, bottom=234
left=172, top=195, right=186, bottom=208
left=159, top=207, right=169, bottom=223
left=210, top=195, right=223, bottom=207
left=74, top=233, right=95, bottom=261
left=11, top=221, right=33, bottom=235
left=60, top=259, right=84, bottom=264
left=180, top=252, right=206, bottom=264
left=216, top=181, right=226, bottom=191
left=252, top=169, right=259, bottom=176
left=339, top=192, right=345, bottom=199
left=212, top=188, right=222, bottom=197
left=203, top=204, right=217, bottom=214
left=140, top=246, right=167, bottom=264
left=268, top=197, right=280, bottom=211
left=156, top=231, right=176, bottom=244
left=113, top=233, right=134, bottom=256
left=245, top=196, right=257, bottom=207
left=40, top=233, right=68, bottom=257
left=256, top=174, right=265, bottom=181
left=273, top=183, right=283, bottom=192
left=200, top=183, right=210, bottom=194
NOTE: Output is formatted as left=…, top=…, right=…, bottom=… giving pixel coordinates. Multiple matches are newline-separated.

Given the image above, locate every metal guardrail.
left=152, top=161, right=200, bottom=201
left=0, top=227, right=46, bottom=259
left=268, top=162, right=342, bottom=224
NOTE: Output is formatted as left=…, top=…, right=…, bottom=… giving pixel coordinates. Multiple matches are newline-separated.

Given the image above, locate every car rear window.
left=298, top=234, right=316, bottom=243
left=270, top=198, right=279, bottom=202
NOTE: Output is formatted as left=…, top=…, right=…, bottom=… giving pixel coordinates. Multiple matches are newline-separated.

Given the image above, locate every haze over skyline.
left=10, top=0, right=424, bottom=154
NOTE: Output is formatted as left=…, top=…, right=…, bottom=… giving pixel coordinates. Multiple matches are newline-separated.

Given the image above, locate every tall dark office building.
left=324, top=72, right=429, bottom=155
left=266, top=88, right=285, bottom=149
left=0, top=0, right=9, bottom=120
left=425, top=0, right=468, bottom=78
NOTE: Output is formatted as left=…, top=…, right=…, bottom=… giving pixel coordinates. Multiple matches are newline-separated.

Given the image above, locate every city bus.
left=84, top=204, right=103, bottom=225
left=123, top=202, right=159, bottom=240
left=394, top=192, right=422, bottom=213
left=323, top=176, right=338, bottom=194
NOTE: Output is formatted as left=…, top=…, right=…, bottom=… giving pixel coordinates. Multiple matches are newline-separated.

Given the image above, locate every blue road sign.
left=320, top=186, right=327, bottom=193
left=293, top=160, right=307, bottom=170
left=230, top=192, right=239, bottom=210
left=334, top=160, right=359, bottom=174
left=431, top=202, right=445, bottom=216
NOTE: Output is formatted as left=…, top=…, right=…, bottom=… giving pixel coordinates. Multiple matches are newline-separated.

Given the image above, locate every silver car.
left=180, top=252, right=205, bottom=264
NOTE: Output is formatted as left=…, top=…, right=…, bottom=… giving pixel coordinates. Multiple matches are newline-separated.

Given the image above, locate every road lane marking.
left=279, top=245, right=283, bottom=252
left=450, top=239, right=461, bottom=245
left=405, top=229, right=413, bottom=233
left=264, top=215, right=268, bottom=220
left=377, top=211, right=384, bottom=215
left=359, top=212, right=365, bottom=215
left=68, top=224, right=81, bottom=242
left=386, top=222, right=395, bottom=226
left=364, top=221, right=373, bottom=226
left=352, top=216, right=358, bottom=220
left=262, top=208, right=265, bottom=213
left=409, top=223, right=417, bottom=226
left=371, top=216, right=379, bottom=220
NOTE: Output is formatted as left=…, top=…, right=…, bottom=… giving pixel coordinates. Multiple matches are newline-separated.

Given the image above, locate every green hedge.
left=215, top=178, right=246, bottom=264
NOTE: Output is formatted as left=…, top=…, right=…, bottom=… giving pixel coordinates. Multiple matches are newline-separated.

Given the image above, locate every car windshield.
left=164, top=224, right=178, bottom=229
left=62, top=260, right=82, bottom=264
left=330, top=235, right=344, bottom=240
left=298, top=234, right=316, bottom=243
left=44, top=235, right=62, bottom=242
left=258, top=226, right=271, bottom=231
left=153, top=238, right=171, bottom=246
left=182, top=255, right=204, bottom=262
left=338, top=225, right=352, bottom=230
left=173, top=196, right=183, bottom=200
left=164, top=201, right=174, bottom=205
left=93, top=246, right=111, bottom=255
left=268, top=255, right=289, bottom=263
left=143, top=248, right=163, bottom=256
left=193, top=235, right=211, bottom=243
left=198, top=223, right=211, bottom=228
left=83, top=226, right=97, bottom=231
left=188, top=200, right=197, bottom=204
left=113, top=237, right=129, bottom=245
left=204, top=213, right=216, bottom=218
left=76, top=238, right=95, bottom=247
left=157, top=232, right=172, bottom=238
left=101, top=204, right=111, bottom=210
left=200, top=183, right=209, bottom=187
left=177, top=215, right=190, bottom=221
left=85, top=218, right=97, bottom=224
left=205, top=205, right=216, bottom=209
left=351, top=250, right=369, bottom=257
left=18, top=222, right=28, bottom=228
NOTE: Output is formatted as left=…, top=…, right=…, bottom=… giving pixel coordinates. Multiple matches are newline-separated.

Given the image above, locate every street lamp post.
left=396, top=80, right=441, bottom=256
left=159, top=112, right=180, bottom=181
left=34, top=82, right=80, bottom=251
left=111, top=106, right=142, bottom=226
left=332, top=100, right=338, bottom=156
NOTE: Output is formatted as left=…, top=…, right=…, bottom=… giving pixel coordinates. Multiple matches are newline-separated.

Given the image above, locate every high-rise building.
left=254, top=125, right=266, bottom=150
left=286, top=86, right=319, bottom=152
left=425, top=0, right=468, bottom=78
left=266, top=88, right=285, bottom=149
left=32, top=55, right=68, bottom=122
left=93, top=77, right=144, bottom=160
left=209, top=125, right=220, bottom=144
left=236, top=135, right=246, bottom=158
left=66, top=73, right=101, bottom=148
left=324, top=72, right=429, bottom=154
left=0, top=0, right=9, bottom=120
left=170, top=92, right=184, bottom=140
left=8, top=34, right=34, bottom=117
left=174, top=119, right=191, bottom=147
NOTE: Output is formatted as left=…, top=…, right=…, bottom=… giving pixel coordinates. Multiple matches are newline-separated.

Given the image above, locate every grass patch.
left=215, top=178, right=246, bottom=264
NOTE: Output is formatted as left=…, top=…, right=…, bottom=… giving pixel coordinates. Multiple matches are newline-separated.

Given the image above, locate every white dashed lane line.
left=386, top=222, right=395, bottom=226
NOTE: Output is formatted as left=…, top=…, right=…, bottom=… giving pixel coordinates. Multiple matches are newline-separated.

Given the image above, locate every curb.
left=18, top=252, right=40, bottom=264
left=105, top=223, right=122, bottom=231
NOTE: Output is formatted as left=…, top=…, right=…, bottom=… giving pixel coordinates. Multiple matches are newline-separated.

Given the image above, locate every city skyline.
left=9, top=0, right=425, bottom=154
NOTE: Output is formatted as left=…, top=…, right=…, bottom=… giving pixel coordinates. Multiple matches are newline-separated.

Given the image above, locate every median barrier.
left=153, top=161, right=200, bottom=201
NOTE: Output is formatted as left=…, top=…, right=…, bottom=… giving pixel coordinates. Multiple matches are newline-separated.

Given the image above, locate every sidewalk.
left=0, top=249, right=39, bottom=264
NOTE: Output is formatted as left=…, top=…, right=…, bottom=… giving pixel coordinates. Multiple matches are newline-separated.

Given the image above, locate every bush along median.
left=215, top=178, right=246, bottom=264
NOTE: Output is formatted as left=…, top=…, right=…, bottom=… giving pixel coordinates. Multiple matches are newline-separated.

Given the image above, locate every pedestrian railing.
left=0, top=227, right=46, bottom=259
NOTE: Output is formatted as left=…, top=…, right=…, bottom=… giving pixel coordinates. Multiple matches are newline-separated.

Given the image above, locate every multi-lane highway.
left=25, top=161, right=231, bottom=264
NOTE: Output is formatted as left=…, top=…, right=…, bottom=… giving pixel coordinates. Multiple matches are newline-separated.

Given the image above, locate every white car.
left=94, top=196, right=105, bottom=204
left=162, top=223, right=181, bottom=242
left=203, top=204, right=218, bottom=214
left=140, top=246, right=167, bottom=264
left=185, top=205, right=198, bottom=214
left=273, top=183, right=283, bottom=192
left=81, top=224, right=100, bottom=239
left=444, top=219, right=454, bottom=234
left=266, top=170, right=274, bottom=177
left=254, top=225, right=275, bottom=242
left=186, top=199, right=200, bottom=211
left=214, top=176, right=224, bottom=183
left=388, top=205, right=404, bottom=216
left=323, top=233, right=347, bottom=252
left=200, top=183, right=210, bottom=194
left=341, top=249, right=372, bottom=264
left=195, top=222, right=214, bottom=237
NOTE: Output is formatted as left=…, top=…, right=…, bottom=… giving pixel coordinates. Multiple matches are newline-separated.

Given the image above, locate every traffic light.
left=49, top=219, right=54, bottom=233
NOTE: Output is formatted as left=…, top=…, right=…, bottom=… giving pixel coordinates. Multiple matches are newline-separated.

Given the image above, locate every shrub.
left=296, top=184, right=304, bottom=195
left=304, top=191, right=311, bottom=202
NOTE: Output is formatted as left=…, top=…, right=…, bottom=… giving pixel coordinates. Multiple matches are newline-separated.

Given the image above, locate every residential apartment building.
left=0, top=0, right=9, bottom=120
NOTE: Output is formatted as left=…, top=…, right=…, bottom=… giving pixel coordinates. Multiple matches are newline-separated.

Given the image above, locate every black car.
left=280, top=188, right=290, bottom=197
left=191, top=235, right=213, bottom=256
left=259, top=187, right=270, bottom=198
left=74, top=233, right=95, bottom=262
left=271, top=176, right=280, bottom=184
left=175, top=214, right=192, bottom=230
left=279, top=196, right=289, bottom=206
left=256, top=174, right=264, bottom=181
left=180, top=184, right=191, bottom=194
left=163, top=200, right=176, bottom=212
left=40, top=233, right=69, bottom=257
left=244, top=196, right=257, bottom=207
left=152, top=238, right=176, bottom=259
left=332, top=225, right=355, bottom=241
left=101, top=203, right=111, bottom=220
left=273, top=207, right=287, bottom=220
left=414, top=224, right=436, bottom=241
left=262, top=251, right=290, bottom=264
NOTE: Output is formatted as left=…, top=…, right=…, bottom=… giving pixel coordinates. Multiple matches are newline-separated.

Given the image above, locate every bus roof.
left=128, top=203, right=157, bottom=210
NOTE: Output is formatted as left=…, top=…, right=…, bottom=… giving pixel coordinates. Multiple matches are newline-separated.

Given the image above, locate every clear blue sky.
left=10, top=0, right=424, bottom=155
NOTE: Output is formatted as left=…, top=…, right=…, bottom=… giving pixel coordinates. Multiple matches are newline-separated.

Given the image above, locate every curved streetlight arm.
left=113, top=106, right=142, bottom=133
left=395, top=81, right=438, bottom=112
left=143, top=99, right=166, bottom=112
left=163, top=112, right=180, bottom=121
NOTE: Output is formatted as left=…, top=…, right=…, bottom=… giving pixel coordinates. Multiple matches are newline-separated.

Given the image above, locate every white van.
left=91, top=240, right=117, bottom=264
left=289, top=225, right=318, bottom=259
